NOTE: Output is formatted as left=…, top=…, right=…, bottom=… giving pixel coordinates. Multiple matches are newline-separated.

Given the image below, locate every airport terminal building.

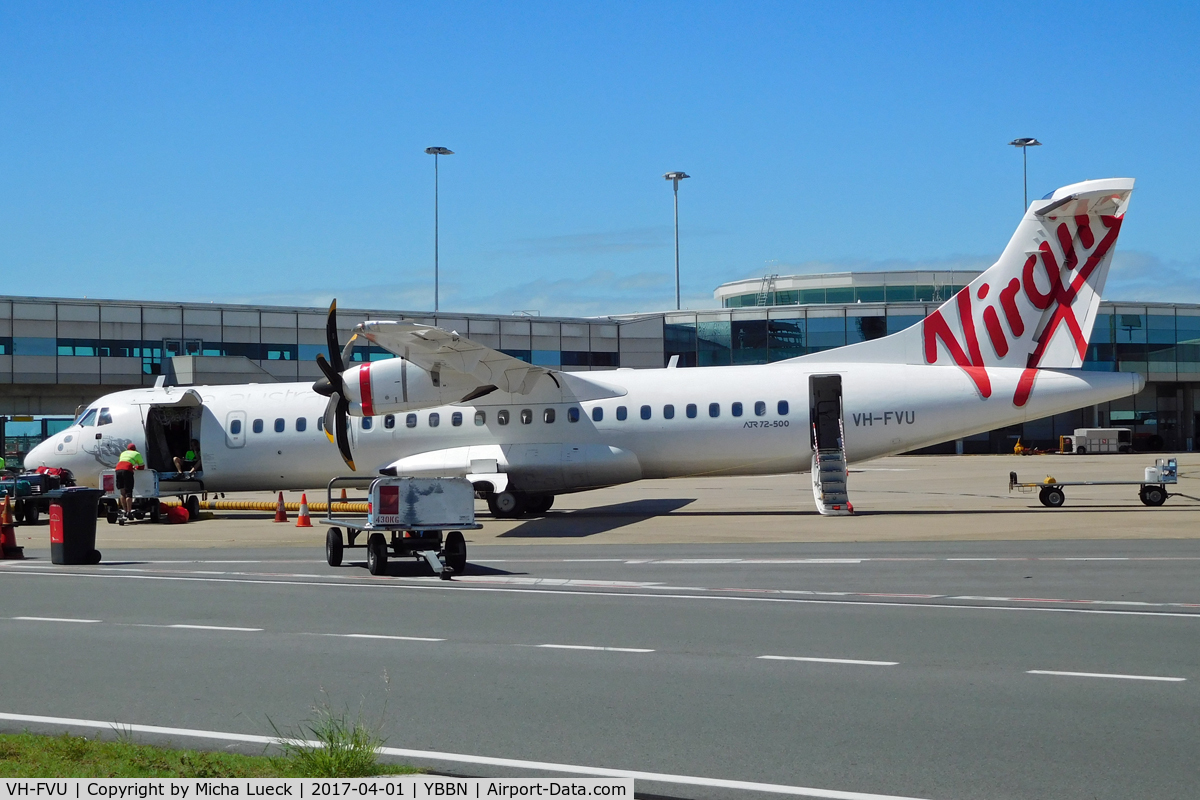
left=1, top=269, right=1197, bottom=455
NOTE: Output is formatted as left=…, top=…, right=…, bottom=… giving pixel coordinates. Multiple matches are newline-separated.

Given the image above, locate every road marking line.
left=538, top=644, right=655, bottom=653
left=1026, top=670, right=1186, bottom=682
left=167, top=624, right=263, bottom=632
left=759, top=656, right=898, bottom=666
left=0, top=712, right=931, bottom=800
left=332, top=633, right=445, bottom=642
left=11, top=616, right=100, bottom=624
left=9, top=568, right=1200, bottom=618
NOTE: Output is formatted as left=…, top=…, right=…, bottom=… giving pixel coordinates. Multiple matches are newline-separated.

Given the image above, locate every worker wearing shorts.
left=115, top=443, right=145, bottom=517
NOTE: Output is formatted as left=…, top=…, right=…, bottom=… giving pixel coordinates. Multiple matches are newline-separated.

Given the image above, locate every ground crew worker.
left=173, top=439, right=201, bottom=476
left=115, top=442, right=145, bottom=518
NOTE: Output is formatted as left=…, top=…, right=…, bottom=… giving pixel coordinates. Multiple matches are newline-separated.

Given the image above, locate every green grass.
left=0, top=732, right=419, bottom=778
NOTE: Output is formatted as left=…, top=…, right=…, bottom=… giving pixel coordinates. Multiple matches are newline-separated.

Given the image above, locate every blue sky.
left=1, top=2, right=1197, bottom=316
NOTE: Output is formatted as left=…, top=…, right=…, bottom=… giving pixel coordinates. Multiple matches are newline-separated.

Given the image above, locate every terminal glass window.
left=544, top=408, right=555, bottom=423
left=97, top=408, right=113, bottom=426
left=767, top=319, right=805, bottom=361
left=568, top=407, right=580, bottom=423
left=777, top=400, right=789, bottom=415
left=709, top=403, right=720, bottom=418
left=275, top=418, right=286, bottom=432
left=384, top=415, right=395, bottom=429
left=754, top=401, right=766, bottom=416
left=697, top=319, right=732, bottom=367
left=252, top=419, right=263, bottom=434
left=498, top=410, right=510, bottom=425
left=452, top=412, right=463, bottom=427
left=731, top=319, right=768, bottom=365
left=807, top=316, right=846, bottom=352
left=640, top=405, right=651, bottom=420
left=406, top=414, right=417, bottom=428
left=686, top=404, right=697, bottom=419
left=474, top=411, right=487, bottom=426
left=296, top=417, right=307, bottom=432
left=592, top=407, right=603, bottom=422
left=731, top=402, right=743, bottom=417
left=520, top=409, right=532, bottom=424
left=664, top=404, right=675, bottom=419
left=429, top=413, right=439, bottom=428
left=616, top=406, right=628, bottom=421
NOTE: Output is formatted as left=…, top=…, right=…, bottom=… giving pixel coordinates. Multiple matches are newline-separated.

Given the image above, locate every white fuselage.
left=25, top=360, right=1142, bottom=496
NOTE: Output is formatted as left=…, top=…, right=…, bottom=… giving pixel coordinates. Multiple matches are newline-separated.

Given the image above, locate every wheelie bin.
left=50, top=487, right=104, bottom=565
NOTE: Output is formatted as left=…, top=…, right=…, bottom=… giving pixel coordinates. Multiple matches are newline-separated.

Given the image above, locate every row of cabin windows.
left=231, top=399, right=791, bottom=436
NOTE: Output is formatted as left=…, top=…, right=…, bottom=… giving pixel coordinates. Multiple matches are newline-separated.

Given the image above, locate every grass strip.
left=0, top=732, right=419, bottom=778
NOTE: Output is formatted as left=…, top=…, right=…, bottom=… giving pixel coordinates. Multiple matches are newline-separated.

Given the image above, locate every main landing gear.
left=485, top=491, right=554, bottom=519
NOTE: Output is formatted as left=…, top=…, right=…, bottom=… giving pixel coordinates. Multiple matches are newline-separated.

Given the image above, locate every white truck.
left=1061, top=428, right=1133, bottom=455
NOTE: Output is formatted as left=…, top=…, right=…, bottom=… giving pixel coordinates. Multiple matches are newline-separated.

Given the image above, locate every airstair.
left=810, top=375, right=852, bottom=515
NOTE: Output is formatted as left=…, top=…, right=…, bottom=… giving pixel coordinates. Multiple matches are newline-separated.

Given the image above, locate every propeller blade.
left=326, top=300, right=344, bottom=373
left=334, top=395, right=356, bottom=471
left=341, top=333, right=358, bottom=370
left=323, top=395, right=339, bottom=444
left=313, top=354, right=339, bottom=397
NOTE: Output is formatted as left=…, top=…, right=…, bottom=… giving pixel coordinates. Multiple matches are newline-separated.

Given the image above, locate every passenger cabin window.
left=296, top=417, right=307, bottom=432
left=275, top=418, right=286, bottom=432
left=731, top=402, right=743, bottom=418
left=568, top=407, right=580, bottom=423
left=778, top=400, right=789, bottom=415
left=755, top=401, right=766, bottom=417
left=361, top=417, right=372, bottom=430
left=686, top=404, right=697, bottom=419
left=498, top=410, right=510, bottom=425
left=384, top=414, right=395, bottom=429
left=429, top=413, right=440, bottom=428
left=592, top=407, right=603, bottom=422
left=664, top=404, right=674, bottom=419
left=616, top=406, right=628, bottom=421
left=406, top=414, right=417, bottom=428
left=520, top=409, right=532, bottom=424
left=640, top=405, right=651, bottom=420
left=97, top=408, right=113, bottom=426
left=452, top=412, right=463, bottom=427
left=252, top=419, right=264, bottom=434
left=709, top=403, right=720, bottom=418
left=544, top=408, right=555, bottom=423
left=317, top=417, right=325, bottom=431
left=474, top=411, right=486, bottom=426
left=78, top=410, right=97, bottom=427
left=230, top=419, right=242, bottom=435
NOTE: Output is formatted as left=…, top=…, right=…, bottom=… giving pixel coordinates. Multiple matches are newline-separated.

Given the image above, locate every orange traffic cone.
left=339, top=488, right=347, bottom=501
left=0, top=497, right=23, bottom=560
left=296, top=493, right=312, bottom=527
left=274, top=492, right=288, bottom=523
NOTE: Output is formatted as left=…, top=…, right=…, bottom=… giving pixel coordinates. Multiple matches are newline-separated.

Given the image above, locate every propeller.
left=311, top=300, right=358, bottom=471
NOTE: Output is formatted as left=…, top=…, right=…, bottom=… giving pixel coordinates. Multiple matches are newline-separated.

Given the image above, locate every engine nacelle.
left=341, top=358, right=482, bottom=416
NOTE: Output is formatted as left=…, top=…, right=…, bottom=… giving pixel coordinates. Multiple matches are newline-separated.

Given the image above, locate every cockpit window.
left=97, top=408, right=113, bottom=426
left=77, top=409, right=98, bottom=427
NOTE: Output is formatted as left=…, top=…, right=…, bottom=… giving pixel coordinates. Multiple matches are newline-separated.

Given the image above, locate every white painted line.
left=167, top=624, right=263, bottom=632
left=0, top=712, right=931, bottom=800
left=334, top=633, right=445, bottom=642
left=1027, top=670, right=1186, bottom=682
left=11, top=616, right=101, bottom=624
left=538, top=644, right=655, bottom=653
left=759, top=655, right=898, bottom=666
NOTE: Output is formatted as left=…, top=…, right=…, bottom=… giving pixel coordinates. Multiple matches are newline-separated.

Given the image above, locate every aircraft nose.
left=23, top=437, right=50, bottom=468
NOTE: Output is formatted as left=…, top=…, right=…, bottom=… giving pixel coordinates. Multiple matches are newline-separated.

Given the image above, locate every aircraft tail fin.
left=802, top=177, right=1134, bottom=406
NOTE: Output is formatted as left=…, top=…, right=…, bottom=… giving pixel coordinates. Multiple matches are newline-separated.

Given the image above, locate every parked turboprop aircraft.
left=25, top=178, right=1140, bottom=515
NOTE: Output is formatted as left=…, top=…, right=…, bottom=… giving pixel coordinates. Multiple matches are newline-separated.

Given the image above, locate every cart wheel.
left=149, top=501, right=161, bottom=523
left=23, top=504, right=39, bottom=524
left=1039, top=487, right=1066, bottom=508
left=444, top=530, right=467, bottom=574
left=185, top=495, right=200, bottom=520
left=326, top=527, right=344, bottom=567
left=1140, top=485, right=1167, bottom=506
left=13, top=500, right=24, bottom=524
left=367, top=532, right=388, bottom=575
left=89, top=550, right=102, bottom=565
left=106, top=510, right=118, bottom=525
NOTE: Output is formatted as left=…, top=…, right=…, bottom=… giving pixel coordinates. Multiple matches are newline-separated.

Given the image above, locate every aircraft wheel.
left=1039, top=487, right=1066, bottom=508
left=185, top=495, right=200, bottom=520
left=1140, top=485, right=1167, bottom=506
left=444, top=530, right=467, bottom=574
left=326, top=527, right=344, bottom=567
left=1076, top=446, right=1087, bottom=455
left=367, top=532, right=388, bottom=575
left=488, top=490, right=526, bottom=518
left=525, top=494, right=554, bottom=515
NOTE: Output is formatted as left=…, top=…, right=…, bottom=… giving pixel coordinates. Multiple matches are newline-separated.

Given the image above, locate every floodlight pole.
left=1008, top=138, right=1041, bottom=211
left=663, top=172, right=690, bottom=310
left=425, top=147, right=454, bottom=312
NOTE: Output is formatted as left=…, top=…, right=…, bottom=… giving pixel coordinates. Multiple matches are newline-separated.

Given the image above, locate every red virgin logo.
left=922, top=213, right=1124, bottom=407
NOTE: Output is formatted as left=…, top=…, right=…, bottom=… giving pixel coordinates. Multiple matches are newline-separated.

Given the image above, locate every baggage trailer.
left=321, top=476, right=480, bottom=579
left=0, top=468, right=76, bottom=524
left=99, top=469, right=205, bottom=524
left=1010, top=457, right=1178, bottom=508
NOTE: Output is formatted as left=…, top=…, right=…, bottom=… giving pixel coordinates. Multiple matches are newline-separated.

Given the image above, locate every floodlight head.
left=663, top=171, right=690, bottom=181
left=425, top=147, right=454, bottom=155
left=1008, top=138, right=1041, bottom=148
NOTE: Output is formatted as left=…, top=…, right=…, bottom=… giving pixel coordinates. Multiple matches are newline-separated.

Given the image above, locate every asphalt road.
left=2, top=540, right=1199, bottom=799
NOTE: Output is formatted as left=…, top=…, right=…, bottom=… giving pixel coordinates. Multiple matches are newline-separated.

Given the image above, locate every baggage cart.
left=1009, top=457, right=1178, bottom=507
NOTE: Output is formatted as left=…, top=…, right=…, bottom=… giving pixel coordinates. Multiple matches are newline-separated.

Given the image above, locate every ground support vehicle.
left=321, top=476, right=479, bottom=579
left=1060, top=427, right=1133, bottom=454
left=100, top=469, right=205, bottom=524
left=1010, top=458, right=1178, bottom=508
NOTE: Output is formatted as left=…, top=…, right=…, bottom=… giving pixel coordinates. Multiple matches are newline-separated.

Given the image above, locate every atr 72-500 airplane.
left=26, top=178, right=1141, bottom=516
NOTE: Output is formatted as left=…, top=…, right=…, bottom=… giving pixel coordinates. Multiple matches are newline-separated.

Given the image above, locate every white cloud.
left=1105, top=251, right=1200, bottom=304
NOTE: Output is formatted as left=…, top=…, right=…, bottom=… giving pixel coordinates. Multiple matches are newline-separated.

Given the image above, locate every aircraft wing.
left=356, top=320, right=551, bottom=395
